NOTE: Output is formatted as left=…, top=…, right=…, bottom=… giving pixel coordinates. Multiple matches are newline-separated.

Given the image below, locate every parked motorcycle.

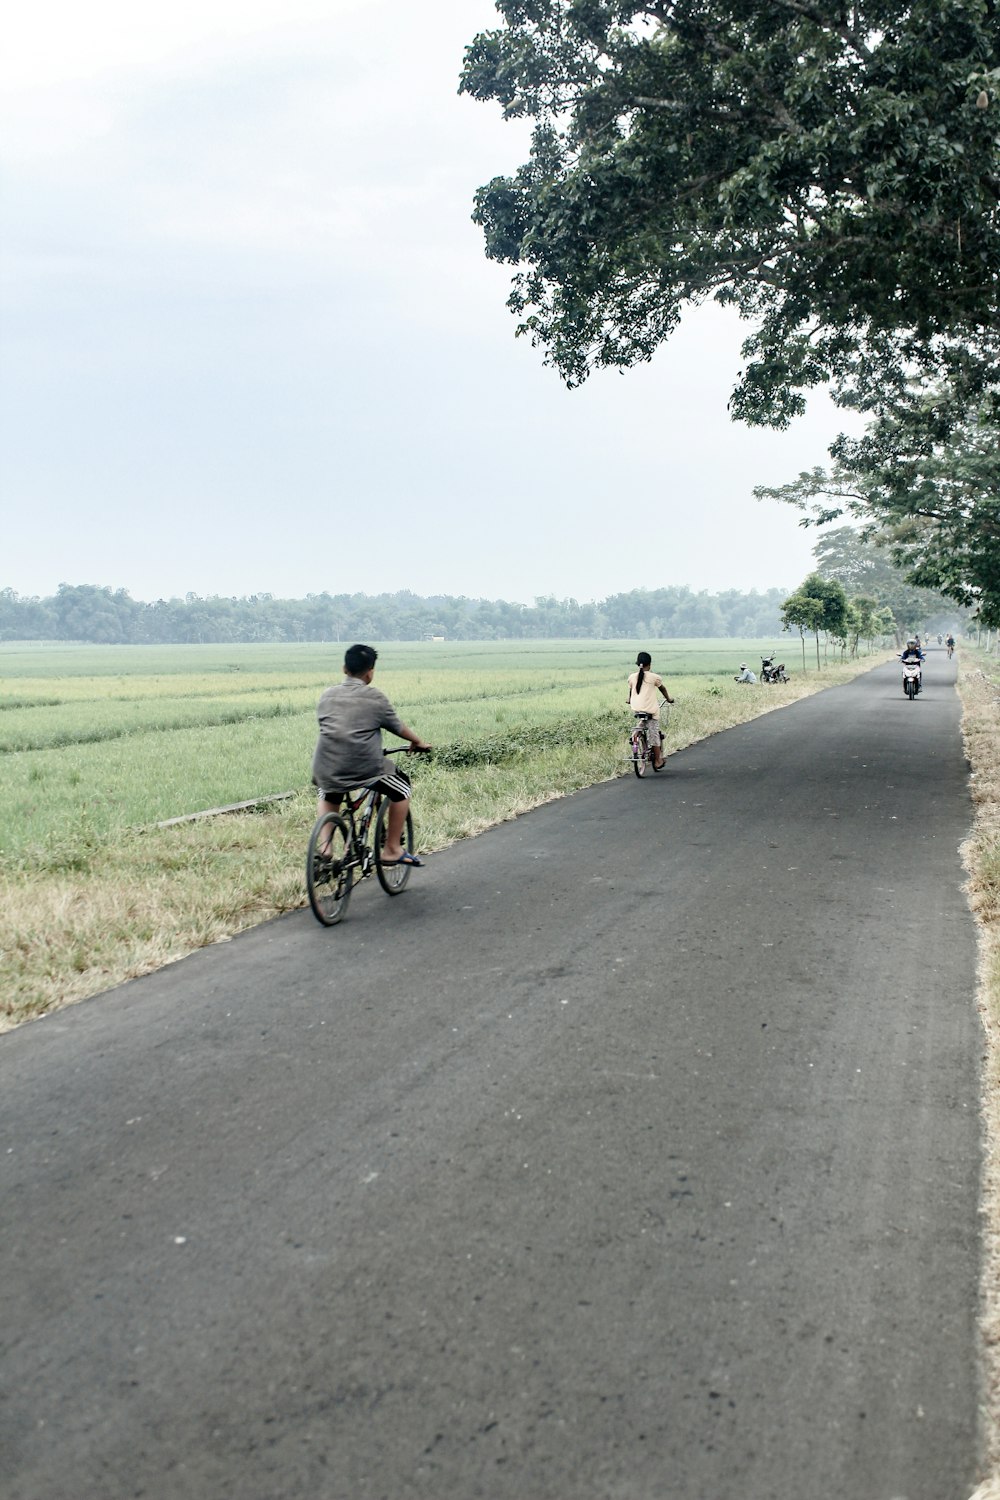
left=901, top=659, right=922, bottom=699
left=760, top=653, right=790, bottom=684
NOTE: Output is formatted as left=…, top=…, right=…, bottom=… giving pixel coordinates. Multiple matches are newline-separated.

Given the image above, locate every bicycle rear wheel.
left=374, top=800, right=416, bottom=894
left=307, top=813, right=353, bottom=925
left=632, top=730, right=647, bottom=777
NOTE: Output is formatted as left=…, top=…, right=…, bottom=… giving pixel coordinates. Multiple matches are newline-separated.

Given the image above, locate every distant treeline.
left=0, top=583, right=798, bottom=645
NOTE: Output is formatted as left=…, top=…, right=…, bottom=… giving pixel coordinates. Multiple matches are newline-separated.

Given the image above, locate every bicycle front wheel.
left=374, top=799, right=416, bottom=894
left=307, top=813, right=353, bottom=925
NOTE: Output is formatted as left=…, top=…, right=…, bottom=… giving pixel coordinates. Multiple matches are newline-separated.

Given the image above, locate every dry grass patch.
left=958, top=652, right=1000, bottom=1490
left=0, top=804, right=310, bottom=1031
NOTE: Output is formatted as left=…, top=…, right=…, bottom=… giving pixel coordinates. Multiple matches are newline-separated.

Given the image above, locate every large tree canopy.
left=754, top=358, right=1000, bottom=622
left=460, top=0, right=1000, bottom=424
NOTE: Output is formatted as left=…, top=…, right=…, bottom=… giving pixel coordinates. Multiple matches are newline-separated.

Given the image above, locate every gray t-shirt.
left=311, top=677, right=405, bottom=791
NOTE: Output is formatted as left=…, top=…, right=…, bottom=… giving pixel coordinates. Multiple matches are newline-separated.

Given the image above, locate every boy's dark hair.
left=344, top=643, right=378, bottom=676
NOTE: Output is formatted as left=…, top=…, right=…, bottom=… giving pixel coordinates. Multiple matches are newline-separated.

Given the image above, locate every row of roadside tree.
left=782, top=528, right=971, bottom=668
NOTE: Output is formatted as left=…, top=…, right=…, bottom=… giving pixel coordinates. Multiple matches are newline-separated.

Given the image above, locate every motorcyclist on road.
left=900, top=638, right=924, bottom=691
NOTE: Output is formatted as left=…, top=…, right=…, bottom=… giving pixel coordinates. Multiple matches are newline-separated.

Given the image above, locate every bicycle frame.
left=334, top=786, right=380, bottom=877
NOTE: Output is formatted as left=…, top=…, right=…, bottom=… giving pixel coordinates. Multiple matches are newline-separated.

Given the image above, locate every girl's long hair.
left=634, top=651, right=651, bottom=696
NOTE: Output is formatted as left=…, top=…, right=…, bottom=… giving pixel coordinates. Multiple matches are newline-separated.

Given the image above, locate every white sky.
left=0, top=0, right=858, bottom=606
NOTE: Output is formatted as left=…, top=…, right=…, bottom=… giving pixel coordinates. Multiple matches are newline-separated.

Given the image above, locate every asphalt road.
left=0, top=649, right=982, bottom=1500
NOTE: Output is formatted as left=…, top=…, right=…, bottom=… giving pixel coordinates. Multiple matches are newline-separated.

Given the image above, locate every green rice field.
left=0, top=637, right=884, bottom=1028
left=1, top=638, right=815, bottom=865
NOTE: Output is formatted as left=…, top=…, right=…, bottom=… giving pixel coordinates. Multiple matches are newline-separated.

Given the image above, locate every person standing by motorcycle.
left=627, top=651, right=675, bottom=771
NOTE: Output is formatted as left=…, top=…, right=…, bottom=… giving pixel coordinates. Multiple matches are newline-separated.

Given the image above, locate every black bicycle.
left=306, top=748, right=421, bottom=926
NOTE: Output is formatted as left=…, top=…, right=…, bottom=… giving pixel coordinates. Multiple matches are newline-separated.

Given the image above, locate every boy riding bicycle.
left=312, top=644, right=431, bottom=866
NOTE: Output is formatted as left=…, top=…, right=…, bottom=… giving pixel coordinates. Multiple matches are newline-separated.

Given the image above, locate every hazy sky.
left=1, top=0, right=859, bottom=607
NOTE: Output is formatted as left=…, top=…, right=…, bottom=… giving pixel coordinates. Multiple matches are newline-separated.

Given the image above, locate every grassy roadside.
left=1, top=656, right=886, bottom=1034
left=958, top=651, right=1000, bottom=1500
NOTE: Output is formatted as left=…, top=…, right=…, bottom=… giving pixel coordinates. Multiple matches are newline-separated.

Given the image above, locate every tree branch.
left=769, top=0, right=874, bottom=62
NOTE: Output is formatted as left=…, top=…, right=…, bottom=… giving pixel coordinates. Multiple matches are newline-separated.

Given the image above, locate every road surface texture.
left=0, top=651, right=983, bottom=1500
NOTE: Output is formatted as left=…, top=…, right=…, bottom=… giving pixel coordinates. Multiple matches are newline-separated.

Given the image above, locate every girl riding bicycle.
left=627, top=651, right=674, bottom=772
